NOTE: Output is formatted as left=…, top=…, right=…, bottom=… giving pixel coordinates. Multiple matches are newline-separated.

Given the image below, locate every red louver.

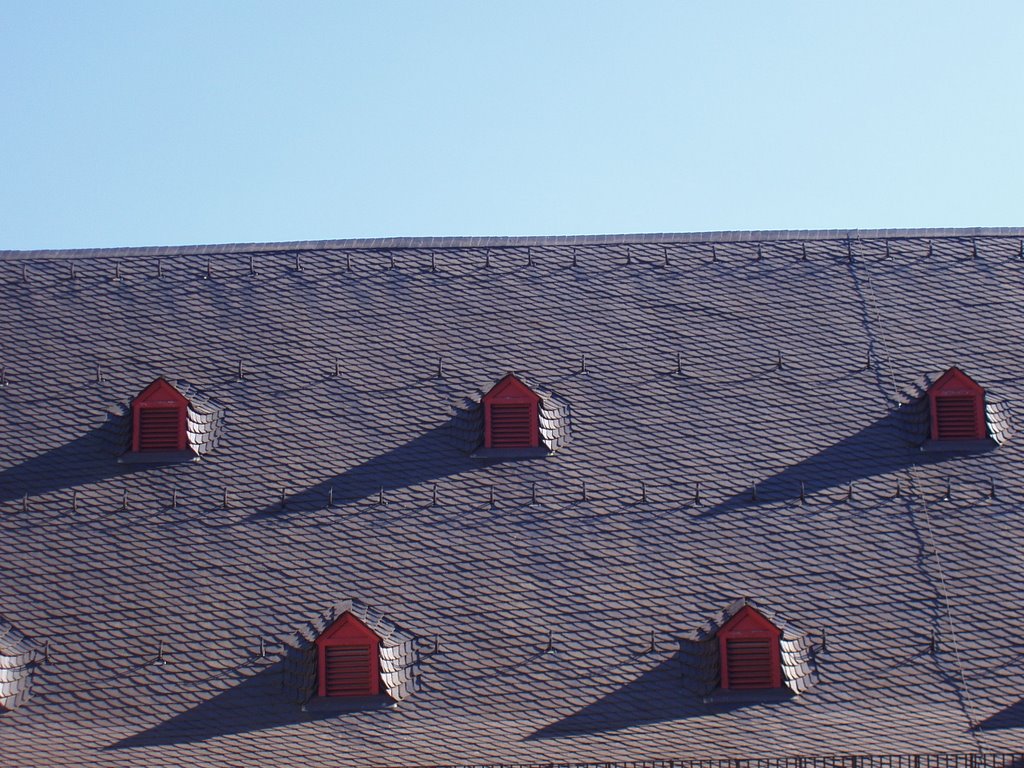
left=324, top=645, right=374, bottom=696
left=489, top=403, right=534, bottom=447
left=725, top=638, right=775, bottom=689
left=138, top=408, right=182, bottom=451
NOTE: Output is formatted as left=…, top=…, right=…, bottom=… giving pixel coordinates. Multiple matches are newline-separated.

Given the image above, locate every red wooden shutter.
left=131, top=378, right=189, bottom=453
left=138, top=407, right=183, bottom=451
left=717, top=605, right=782, bottom=690
left=725, top=637, right=774, bottom=689
left=927, top=368, right=986, bottom=441
left=315, top=612, right=382, bottom=697
left=489, top=403, right=533, bottom=448
left=934, top=395, right=981, bottom=440
left=481, top=374, right=541, bottom=449
left=324, top=645, right=373, bottom=696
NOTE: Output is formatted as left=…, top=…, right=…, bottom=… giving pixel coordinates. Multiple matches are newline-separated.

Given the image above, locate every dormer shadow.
left=526, top=649, right=750, bottom=740
left=701, top=408, right=986, bottom=517
left=977, top=698, right=1024, bottom=731
left=0, top=416, right=135, bottom=504
left=250, top=416, right=501, bottom=518
left=105, top=659, right=371, bottom=750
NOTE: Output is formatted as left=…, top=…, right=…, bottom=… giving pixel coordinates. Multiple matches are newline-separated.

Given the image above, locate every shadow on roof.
left=701, top=409, right=973, bottom=517
left=0, top=419, right=137, bottom=504
left=525, top=651, right=744, bottom=739
left=105, top=659, right=388, bottom=749
left=977, top=698, right=1024, bottom=731
left=248, top=418, right=495, bottom=519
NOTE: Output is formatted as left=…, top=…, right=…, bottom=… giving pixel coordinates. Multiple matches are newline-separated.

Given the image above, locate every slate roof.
left=2, top=229, right=1024, bottom=766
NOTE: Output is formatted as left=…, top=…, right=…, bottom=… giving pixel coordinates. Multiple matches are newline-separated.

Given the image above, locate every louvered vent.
left=725, top=638, right=774, bottom=689
left=489, top=403, right=533, bottom=448
left=935, top=396, right=981, bottom=440
left=138, top=407, right=182, bottom=451
left=324, top=645, right=372, bottom=696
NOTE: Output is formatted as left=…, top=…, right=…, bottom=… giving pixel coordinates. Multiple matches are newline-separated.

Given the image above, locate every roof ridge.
left=3, top=226, right=1024, bottom=260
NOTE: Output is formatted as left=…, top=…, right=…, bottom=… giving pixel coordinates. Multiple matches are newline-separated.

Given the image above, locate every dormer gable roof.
left=483, top=373, right=541, bottom=404
left=928, top=366, right=982, bottom=398
left=718, top=604, right=781, bottom=635
left=133, top=376, right=188, bottom=407
left=718, top=605, right=783, bottom=690
left=314, top=612, right=382, bottom=697
left=482, top=373, right=542, bottom=451
left=128, top=377, right=191, bottom=457
left=317, top=611, right=379, bottom=643
left=927, top=366, right=987, bottom=442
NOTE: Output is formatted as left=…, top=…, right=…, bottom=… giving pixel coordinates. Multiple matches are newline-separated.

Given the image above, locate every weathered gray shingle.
left=0, top=616, right=41, bottom=712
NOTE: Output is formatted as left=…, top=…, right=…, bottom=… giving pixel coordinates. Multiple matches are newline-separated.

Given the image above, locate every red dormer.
left=928, top=367, right=986, bottom=441
left=718, top=605, right=782, bottom=690
left=131, top=378, right=189, bottom=453
left=315, top=612, right=381, bottom=697
left=482, top=374, right=541, bottom=449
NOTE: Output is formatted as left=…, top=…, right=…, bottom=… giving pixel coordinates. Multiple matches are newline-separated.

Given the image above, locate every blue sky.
left=3, top=2, right=1023, bottom=250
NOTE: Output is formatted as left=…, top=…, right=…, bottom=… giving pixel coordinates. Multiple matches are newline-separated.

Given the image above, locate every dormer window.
left=315, top=612, right=381, bottom=697
left=482, top=374, right=540, bottom=449
left=717, top=605, right=782, bottom=690
left=289, top=601, right=419, bottom=709
left=462, top=372, right=572, bottom=458
left=927, top=367, right=986, bottom=441
left=120, top=378, right=224, bottom=464
left=131, top=378, right=188, bottom=453
left=685, top=599, right=817, bottom=703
